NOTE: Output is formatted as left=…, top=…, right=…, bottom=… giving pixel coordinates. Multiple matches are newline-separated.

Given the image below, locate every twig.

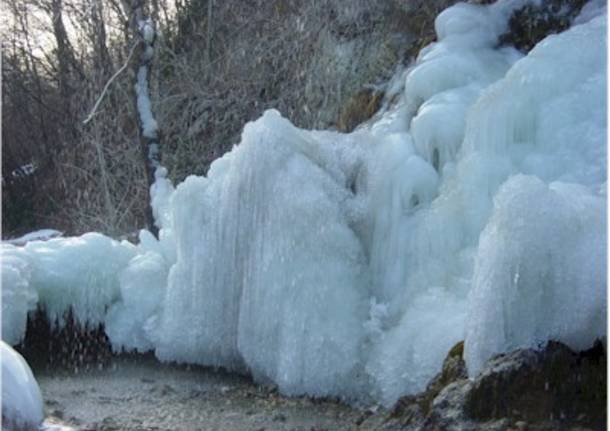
left=83, top=40, right=140, bottom=125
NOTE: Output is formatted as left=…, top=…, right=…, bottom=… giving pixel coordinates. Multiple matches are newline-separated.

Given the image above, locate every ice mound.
left=464, top=175, right=606, bottom=375
left=1, top=341, right=43, bottom=431
left=156, top=110, right=370, bottom=397
left=0, top=229, right=171, bottom=353
left=1, top=233, right=136, bottom=344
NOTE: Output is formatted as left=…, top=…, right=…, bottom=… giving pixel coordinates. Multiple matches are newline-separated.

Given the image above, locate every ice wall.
left=362, top=1, right=525, bottom=404
left=1, top=0, right=605, bottom=408
left=156, top=111, right=371, bottom=397
left=462, top=12, right=607, bottom=374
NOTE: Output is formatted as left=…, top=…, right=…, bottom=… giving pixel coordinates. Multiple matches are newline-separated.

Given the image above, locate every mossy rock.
left=447, top=340, right=464, bottom=359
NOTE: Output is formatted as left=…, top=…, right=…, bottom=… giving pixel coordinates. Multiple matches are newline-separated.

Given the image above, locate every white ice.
left=1, top=341, right=43, bottom=430
left=4, top=229, right=63, bottom=246
left=464, top=175, right=606, bottom=375
left=1, top=233, right=136, bottom=344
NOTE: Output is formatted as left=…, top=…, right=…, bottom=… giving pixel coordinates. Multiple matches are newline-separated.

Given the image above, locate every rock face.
left=364, top=340, right=606, bottom=431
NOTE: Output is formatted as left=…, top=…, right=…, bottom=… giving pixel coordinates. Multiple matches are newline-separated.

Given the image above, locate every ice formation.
left=465, top=176, right=606, bottom=375
left=1, top=0, right=606, bottom=407
left=105, top=230, right=171, bottom=352
left=1, top=341, right=44, bottom=430
left=1, top=234, right=136, bottom=342
left=156, top=113, right=370, bottom=399
left=2, top=251, right=37, bottom=345
left=5, top=229, right=62, bottom=246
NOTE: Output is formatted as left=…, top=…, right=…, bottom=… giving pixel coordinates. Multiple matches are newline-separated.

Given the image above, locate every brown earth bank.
left=35, top=340, right=606, bottom=431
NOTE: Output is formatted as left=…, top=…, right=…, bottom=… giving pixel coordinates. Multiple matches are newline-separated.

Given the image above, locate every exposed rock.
left=498, top=0, right=589, bottom=52
left=464, top=340, right=606, bottom=430
left=337, top=88, right=384, bottom=132
left=365, top=340, right=606, bottom=431
left=423, top=341, right=468, bottom=412
left=381, top=341, right=468, bottom=430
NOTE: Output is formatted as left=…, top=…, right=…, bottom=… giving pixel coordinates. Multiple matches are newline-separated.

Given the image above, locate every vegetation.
left=3, top=0, right=459, bottom=238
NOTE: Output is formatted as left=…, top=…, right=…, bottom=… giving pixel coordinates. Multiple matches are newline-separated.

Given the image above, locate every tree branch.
left=83, top=40, right=139, bottom=125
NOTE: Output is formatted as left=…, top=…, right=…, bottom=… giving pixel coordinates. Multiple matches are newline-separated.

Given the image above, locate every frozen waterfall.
left=2, top=0, right=606, bottom=406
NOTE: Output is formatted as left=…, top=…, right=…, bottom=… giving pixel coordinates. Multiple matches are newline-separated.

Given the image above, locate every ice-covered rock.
left=1, top=341, right=44, bottom=431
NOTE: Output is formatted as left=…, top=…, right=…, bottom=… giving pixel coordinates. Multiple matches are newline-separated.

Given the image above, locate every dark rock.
left=464, top=340, right=606, bottom=430
left=498, top=0, right=589, bottom=52
left=373, top=340, right=605, bottom=431
left=273, top=412, right=287, bottom=422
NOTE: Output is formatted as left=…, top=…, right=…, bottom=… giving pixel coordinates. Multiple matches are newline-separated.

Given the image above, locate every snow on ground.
left=1, top=0, right=606, bottom=407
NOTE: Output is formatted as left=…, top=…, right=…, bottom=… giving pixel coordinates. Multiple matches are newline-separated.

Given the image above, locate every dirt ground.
left=37, top=356, right=377, bottom=431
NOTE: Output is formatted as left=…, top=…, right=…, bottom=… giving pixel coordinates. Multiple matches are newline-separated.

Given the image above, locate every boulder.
left=367, top=340, right=606, bottom=431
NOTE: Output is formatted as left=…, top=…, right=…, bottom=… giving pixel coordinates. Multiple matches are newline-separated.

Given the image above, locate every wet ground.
left=37, top=356, right=373, bottom=431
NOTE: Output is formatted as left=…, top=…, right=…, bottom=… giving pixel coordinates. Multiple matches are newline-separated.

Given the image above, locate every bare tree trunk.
left=51, top=0, right=73, bottom=110
left=90, top=0, right=113, bottom=76
left=205, top=0, right=213, bottom=79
